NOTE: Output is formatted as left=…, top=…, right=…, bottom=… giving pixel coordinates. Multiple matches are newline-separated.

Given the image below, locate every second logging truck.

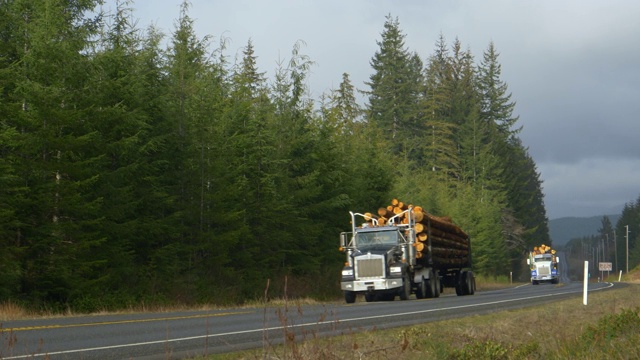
left=527, top=244, right=560, bottom=285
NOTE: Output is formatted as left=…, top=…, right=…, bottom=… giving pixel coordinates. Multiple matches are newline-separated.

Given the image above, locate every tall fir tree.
left=422, top=34, right=459, bottom=176
left=158, top=0, right=213, bottom=297
left=616, top=196, right=640, bottom=273
left=223, top=39, right=286, bottom=296
left=1, top=0, right=104, bottom=305
left=598, top=216, right=615, bottom=265
left=321, top=73, right=392, bottom=212
left=366, top=14, right=423, bottom=154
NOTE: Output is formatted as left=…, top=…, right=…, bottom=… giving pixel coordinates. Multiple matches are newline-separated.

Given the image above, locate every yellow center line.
left=2, top=310, right=253, bottom=332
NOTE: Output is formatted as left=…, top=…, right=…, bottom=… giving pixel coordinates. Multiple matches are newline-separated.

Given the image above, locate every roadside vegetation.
left=2, top=274, right=639, bottom=359
left=0, top=274, right=512, bottom=321
left=196, top=271, right=640, bottom=360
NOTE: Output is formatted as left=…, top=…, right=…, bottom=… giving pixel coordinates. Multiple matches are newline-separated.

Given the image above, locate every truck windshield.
left=356, top=231, right=398, bottom=248
left=534, top=255, right=553, bottom=262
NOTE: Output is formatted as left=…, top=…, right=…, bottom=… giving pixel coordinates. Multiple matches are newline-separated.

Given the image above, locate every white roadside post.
left=583, top=261, right=589, bottom=305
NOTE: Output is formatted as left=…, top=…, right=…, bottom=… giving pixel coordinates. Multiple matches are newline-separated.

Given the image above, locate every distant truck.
left=527, top=244, right=559, bottom=285
left=339, top=201, right=475, bottom=303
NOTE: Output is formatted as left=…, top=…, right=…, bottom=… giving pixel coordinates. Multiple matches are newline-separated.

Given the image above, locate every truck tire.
left=345, top=291, right=356, bottom=304
left=433, top=270, right=441, bottom=298
left=426, top=270, right=436, bottom=298
left=416, top=277, right=427, bottom=299
left=466, top=271, right=475, bottom=295
left=455, top=271, right=466, bottom=296
left=399, top=274, right=411, bottom=300
left=364, top=293, right=375, bottom=302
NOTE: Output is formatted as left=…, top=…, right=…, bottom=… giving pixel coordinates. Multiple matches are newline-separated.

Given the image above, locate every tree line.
left=563, top=195, right=640, bottom=280
left=0, top=1, right=548, bottom=311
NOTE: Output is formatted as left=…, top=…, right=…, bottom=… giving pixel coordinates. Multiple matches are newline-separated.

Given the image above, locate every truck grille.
left=538, top=266, right=550, bottom=275
left=356, top=257, right=385, bottom=278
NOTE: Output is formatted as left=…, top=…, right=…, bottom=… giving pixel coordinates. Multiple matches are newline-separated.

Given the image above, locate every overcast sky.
left=103, top=0, right=640, bottom=220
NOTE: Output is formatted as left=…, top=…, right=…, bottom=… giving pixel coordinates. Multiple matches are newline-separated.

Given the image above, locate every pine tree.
left=366, top=14, right=423, bottom=154
left=223, top=39, right=286, bottom=295
left=422, top=34, right=459, bottom=176
left=477, top=42, right=520, bottom=139
left=449, top=38, right=483, bottom=182
left=1, top=0, right=105, bottom=305
left=0, top=113, right=22, bottom=301
left=616, top=196, right=640, bottom=273
left=503, top=138, right=550, bottom=250
left=324, top=73, right=362, bottom=137
left=321, top=73, right=391, bottom=212
left=159, top=0, right=240, bottom=299
left=269, top=41, right=321, bottom=275
left=0, top=1, right=24, bottom=300
left=598, top=216, right=615, bottom=265
left=81, top=1, right=187, bottom=305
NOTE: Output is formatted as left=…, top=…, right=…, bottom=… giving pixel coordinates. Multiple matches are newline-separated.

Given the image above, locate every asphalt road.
left=0, top=280, right=616, bottom=359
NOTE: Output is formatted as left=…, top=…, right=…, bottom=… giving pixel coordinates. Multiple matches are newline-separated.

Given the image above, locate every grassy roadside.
left=2, top=274, right=639, bottom=359
left=202, top=277, right=640, bottom=359
left=0, top=275, right=514, bottom=321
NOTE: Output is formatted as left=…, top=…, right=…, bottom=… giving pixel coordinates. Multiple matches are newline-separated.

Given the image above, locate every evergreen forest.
left=0, top=1, right=551, bottom=311
left=562, top=195, right=640, bottom=281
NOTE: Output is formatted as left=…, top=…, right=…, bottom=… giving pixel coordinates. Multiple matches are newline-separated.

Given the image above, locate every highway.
left=0, top=280, right=615, bottom=359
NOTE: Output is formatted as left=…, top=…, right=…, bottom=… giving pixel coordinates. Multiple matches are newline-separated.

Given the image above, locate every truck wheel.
left=532, top=280, right=539, bottom=285
left=364, top=293, right=375, bottom=302
left=455, top=271, right=466, bottom=296
left=399, top=274, right=411, bottom=300
left=461, top=271, right=469, bottom=295
left=416, top=277, right=427, bottom=299
left=426, top=270, right=436, bottom=298
left=466, top=271, right=475, bottom=295
left=345, top=291, right=356, bottom=304
left=433, top=270, right=441, bottom=298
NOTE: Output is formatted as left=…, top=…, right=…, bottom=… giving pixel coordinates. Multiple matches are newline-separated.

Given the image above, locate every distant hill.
left=549, top=214, right=621, bottom=247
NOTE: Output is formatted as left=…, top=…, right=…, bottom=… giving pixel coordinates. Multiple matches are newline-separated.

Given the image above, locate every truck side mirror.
left=556, top=257, right=560, bottom=264
left=340, top=232, right=349, bottom=248
left=527, top=259, right=531, bottom=265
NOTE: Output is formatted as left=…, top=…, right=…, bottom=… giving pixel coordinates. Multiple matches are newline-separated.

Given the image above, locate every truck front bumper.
left=341, top=278, right=403, bottom=292
left=532, top=276, right=556, bottom=281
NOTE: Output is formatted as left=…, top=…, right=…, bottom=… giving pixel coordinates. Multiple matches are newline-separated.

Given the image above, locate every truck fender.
left=413, top=267, right=431, bottom=284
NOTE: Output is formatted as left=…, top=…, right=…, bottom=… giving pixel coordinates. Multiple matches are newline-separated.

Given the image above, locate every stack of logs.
left=532, top=244, right=555, bottom=255
left=371, top=199, right=470, bottom=267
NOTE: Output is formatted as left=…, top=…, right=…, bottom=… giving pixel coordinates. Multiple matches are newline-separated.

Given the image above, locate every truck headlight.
left=389, top=266, right=402, bottom=274
left=342, top=269, right=354, bottom=277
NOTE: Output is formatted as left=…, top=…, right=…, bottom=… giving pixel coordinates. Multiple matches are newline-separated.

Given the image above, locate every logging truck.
left=527, top=244, right=559, bottom=285
left=339, top=202, right=475, bottom=303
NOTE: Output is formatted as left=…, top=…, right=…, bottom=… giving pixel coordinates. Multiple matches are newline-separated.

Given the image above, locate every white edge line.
left=1, top=282, right=615, bottom=359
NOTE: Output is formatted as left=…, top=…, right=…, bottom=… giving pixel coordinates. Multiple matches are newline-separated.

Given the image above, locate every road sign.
left=599, top=262, right=612, bottom=271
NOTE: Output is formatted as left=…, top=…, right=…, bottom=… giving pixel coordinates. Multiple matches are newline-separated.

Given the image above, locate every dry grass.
left=204, top=275, right=640, bottom=360
left=0, top=301, right=29, bottom=321
left=4, top=272, right=640, bottom=359
left=0, top=297, right=323, bottom=322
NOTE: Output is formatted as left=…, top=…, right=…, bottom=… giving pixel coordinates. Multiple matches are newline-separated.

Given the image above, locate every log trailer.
left=339, top=201, right=475, bottom=303
left=527, top=244, right=559, bottom=285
